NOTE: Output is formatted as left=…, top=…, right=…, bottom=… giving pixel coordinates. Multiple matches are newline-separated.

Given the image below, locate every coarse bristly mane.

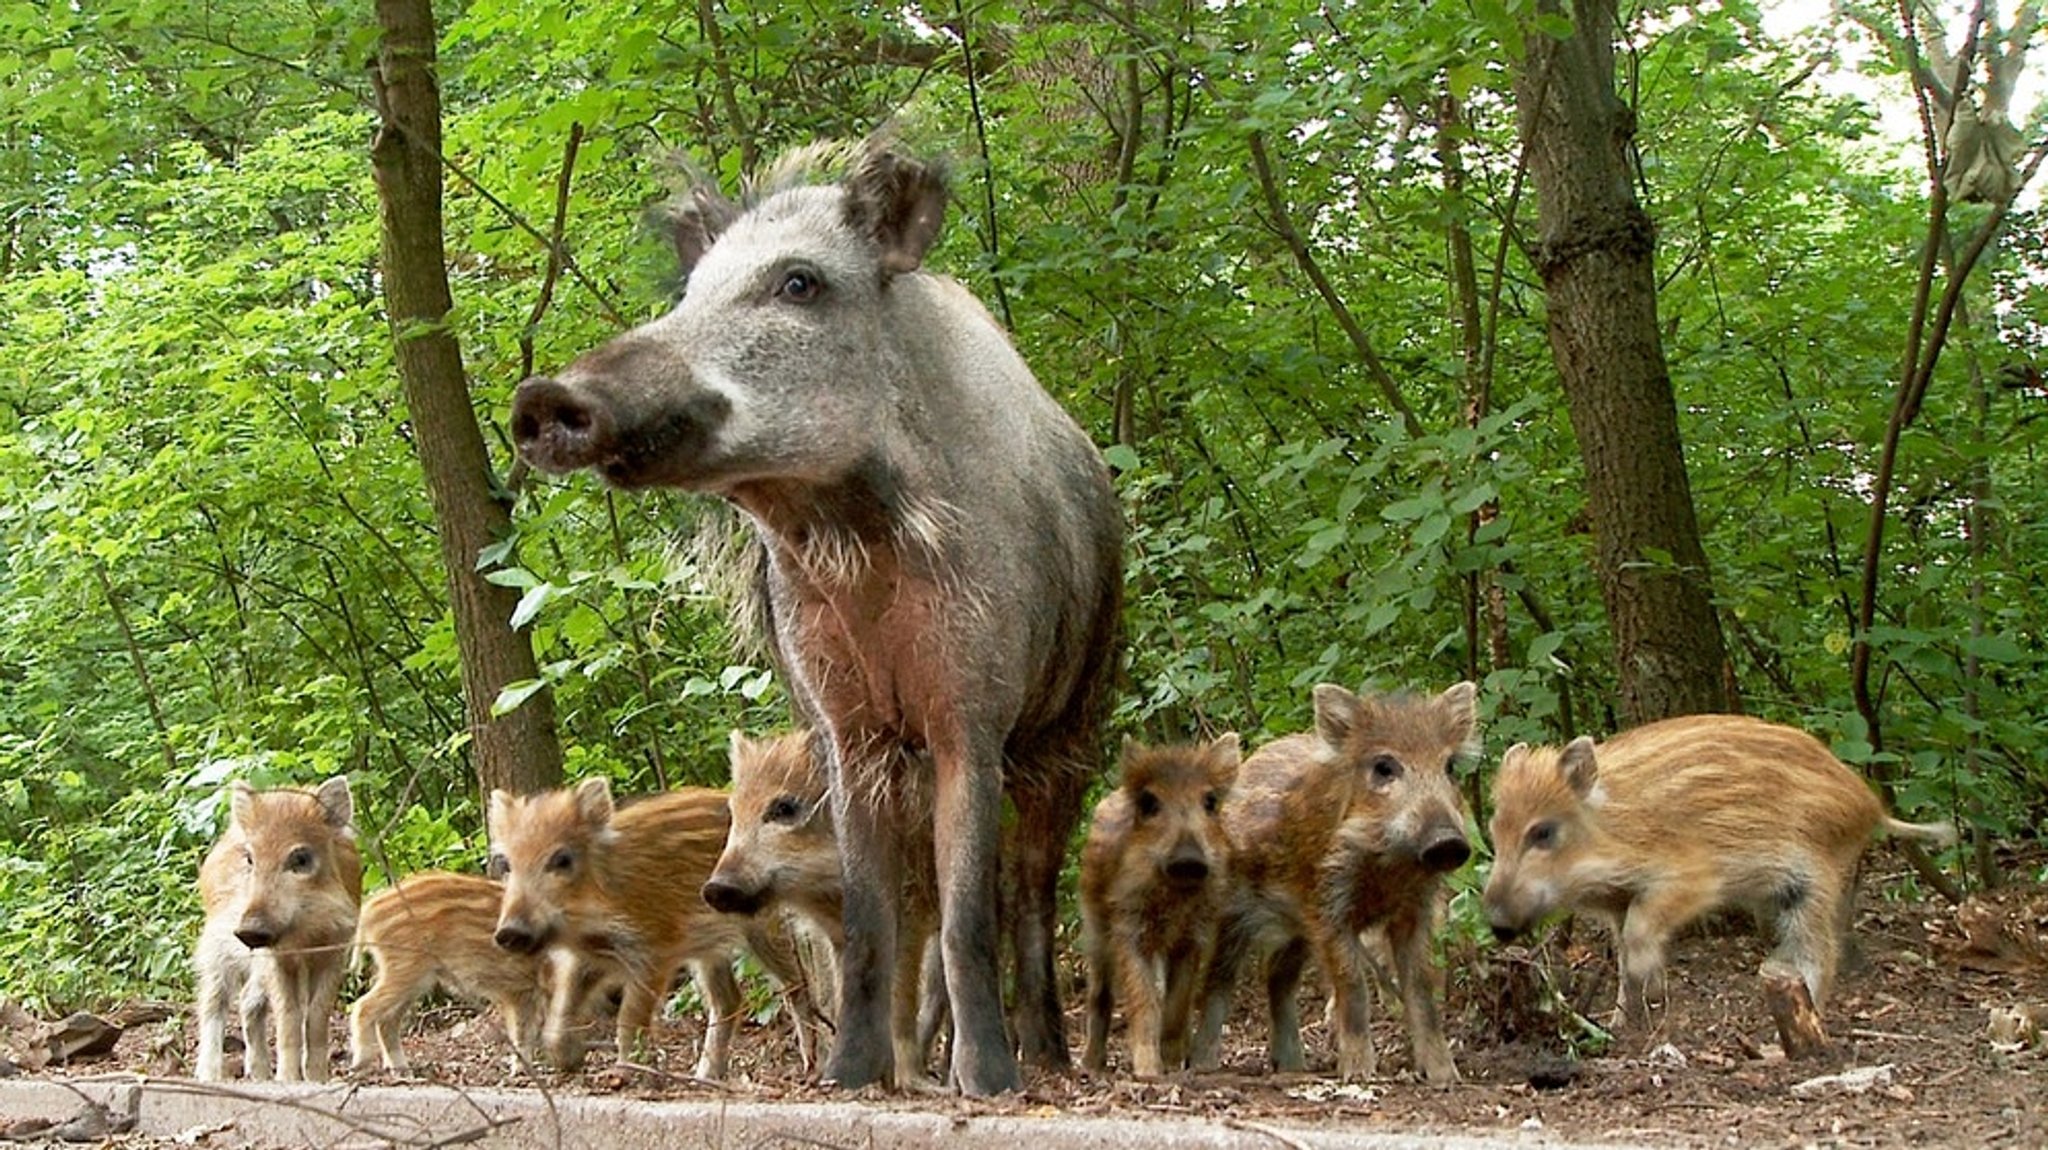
left=743, top=140, right=865, bottom=204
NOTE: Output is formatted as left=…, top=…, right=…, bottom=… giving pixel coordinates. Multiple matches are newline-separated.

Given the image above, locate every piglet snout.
left=1419, top=830, right=1472, bottom=873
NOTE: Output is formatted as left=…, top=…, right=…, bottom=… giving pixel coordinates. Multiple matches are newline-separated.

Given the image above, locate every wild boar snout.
left=511, top=376, right=614, bottom=473
left=1161, top=837, right=1212, bottom=884
left=700, top=876, right=766, bottom=916
left=234, top=922, right=277, bottom=950
left=1418, top=826, right=1471, bottom=873
left=492, top=922, right=543, bottom=955
left=1489, top=919, right=1524, bottom=943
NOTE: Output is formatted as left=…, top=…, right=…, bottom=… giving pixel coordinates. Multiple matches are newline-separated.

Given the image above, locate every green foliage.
left=1, top=0, right=2042, bottom=1014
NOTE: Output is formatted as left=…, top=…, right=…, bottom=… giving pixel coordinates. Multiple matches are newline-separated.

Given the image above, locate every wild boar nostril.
left=234, top=928, right=276, bottom=950
left=1421, top=837, right=1472, bottom=873
left=510, top=377, right=610, bottom=471
left=493, top=926, right=536, bottom=955
left=1491, top=923, right=1522, bottom=943
left=700, top=880, right=764, bottom=916
left=1163, top=856, right=1210, bottom=883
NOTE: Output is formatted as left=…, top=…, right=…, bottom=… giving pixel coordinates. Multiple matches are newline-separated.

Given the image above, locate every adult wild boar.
left=509, top=140, right=1124, bottom=1094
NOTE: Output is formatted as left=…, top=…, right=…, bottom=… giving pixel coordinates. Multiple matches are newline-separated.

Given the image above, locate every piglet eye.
left=1202, top=791, right=1221, bottom=815
left=546, top=848, right=576, bottom=874
left=777, top=269, right=821, bottom=303
left=485, top=853, right=509, bottom=880
left=765, top=796, right=803, bottom=824
left=285, top=847, right=315, bottom=873
left=1136, top=791, right=1162, bottom=818
left=1370, top=755, right=1402, bottom=783
left=1527, top=821, right=1559, bottom=850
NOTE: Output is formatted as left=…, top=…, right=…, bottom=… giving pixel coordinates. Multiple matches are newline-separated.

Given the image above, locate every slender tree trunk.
left=1512, top=0, right=1731, bottom=725
left=370, top=0, right=563, bottom=798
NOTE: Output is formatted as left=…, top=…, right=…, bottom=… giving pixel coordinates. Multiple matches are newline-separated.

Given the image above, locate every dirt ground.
left=6, top=846, right=2045, bottom=1149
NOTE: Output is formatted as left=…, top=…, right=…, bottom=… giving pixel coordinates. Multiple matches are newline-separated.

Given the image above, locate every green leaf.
left=509, top=582, right=557, bottom=630
left=491, top=678, right=548, bottom=718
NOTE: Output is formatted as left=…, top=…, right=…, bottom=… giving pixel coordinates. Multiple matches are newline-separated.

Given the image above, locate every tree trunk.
left=370, top=0, right=563, bottom=797
left=1513, top=0, right=1731, bottom=725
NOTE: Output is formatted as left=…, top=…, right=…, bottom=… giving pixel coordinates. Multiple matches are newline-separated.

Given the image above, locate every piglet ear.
left=844, top=142, right=949, bottom=275
left=667, top=183, right=738, bottom=277
left=1311, top=683, right=1365, bottom=751
left=314, top=776, right=354, bottom=828
left=487, top=789, right=515, bottom=834
left=1208, top=732, right=1243, bottom=788
left=572, top=776, right=616, bottom=826
left=1558, top=736, right=1600, bottom=798
left=229, top=781, right=257, bottom=829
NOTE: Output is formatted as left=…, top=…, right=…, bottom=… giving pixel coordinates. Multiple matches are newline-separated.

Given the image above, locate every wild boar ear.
left=1310, top=683, right=1365, bottom=751
left=1500, top=742, right=1532, bottom=771
left=313, top=776, right=354, bottom=828
left=667, top=184, right=738, bottom=278
left=1559, top=736, right=1600, bottom=798
left=1119, top=735, right=1142, bottom=763
left=728, top=729, right=751, bottom=762
left=481, top=781, right=509, bottom=826
left=1209, top=733, right=1243, bottom=784
left=1437, top=681, right=1479, bottom=738
left=572, top=776, right=616, bottom=825
left=845, top=144, right=949, bottom=276
left=229, top=781, right=257, bottom=828
left=1210, top=732, right=1242, bottom=768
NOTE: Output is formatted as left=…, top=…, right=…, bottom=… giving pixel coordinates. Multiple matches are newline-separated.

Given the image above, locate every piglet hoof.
left=1763, top=970, right=1832, bottom=1060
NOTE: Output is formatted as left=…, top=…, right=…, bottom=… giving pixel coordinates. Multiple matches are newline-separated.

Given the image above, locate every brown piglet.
left=1484, top=714, right=1955, bottom=1046
left=487, top=778, right=811, bottom=1078
left=1080, top=735, right=1240, bottom=1078
left=349, top=871, right=614, bottom=1074
left=194, top=777, right=363, bottom=1082
left=702, top=729, right=940, bottom=1086
left=1192, top=682, right=1479, bottom=1083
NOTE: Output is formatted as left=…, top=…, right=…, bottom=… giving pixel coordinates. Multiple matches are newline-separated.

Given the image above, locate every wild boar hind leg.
left=1008, top=766, right=1087, bottom=1069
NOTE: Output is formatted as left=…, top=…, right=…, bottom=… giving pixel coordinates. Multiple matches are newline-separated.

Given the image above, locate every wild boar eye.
left=485, top=853, right=509, bottom=880
left=766, top=796, right=803, bottom=824
left=545, top=847, right=576, bottom=874
left=1369, top=755, right=1402, bottom=783
left=1202, top=790, right=1221, bottom=815
left=777, top=268, right=822, bottom=303
left=1527, top=821, right=1560, bottom=850
left=1136, top=791, right=1161, bottom=818
left=285, top=847, right=315, bottom=873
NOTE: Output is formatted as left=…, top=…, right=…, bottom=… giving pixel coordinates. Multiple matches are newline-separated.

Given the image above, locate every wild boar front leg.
left=302, top=956, right=344, bottom=1082
left=1386, top=904, right=1458, bottom=1083
left=1081, top=919, right=1116, bottom=1072
left=1159, top=934, right=1210, bottom=1073
left=1615, top=886, right=1706, bottom=1030
left=193, top=943, right=237, bottom=1081
left=1263, top=935, right=1312, bottom=1072
left=1310, top=921, right=1379, bottom=1081
left=823, top=750, right=904, bottom=1090
left=692, top=957, right=741, bottom=1080
left=1115, top=929, right=1168, bottom=1078
left=239, top=960, right=274, bottom=1080
left=1190, top=910, right=1255, bottom=1072
left=932, top=735, right=1018, bottom=1095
